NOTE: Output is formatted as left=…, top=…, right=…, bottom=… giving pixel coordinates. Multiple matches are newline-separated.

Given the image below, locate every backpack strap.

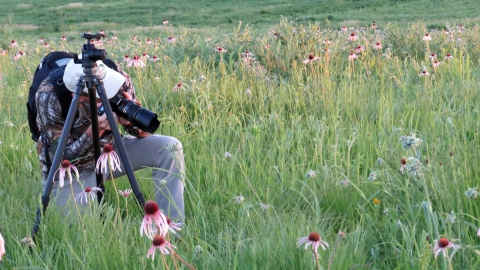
left=49, top=65, right=74, bottom=120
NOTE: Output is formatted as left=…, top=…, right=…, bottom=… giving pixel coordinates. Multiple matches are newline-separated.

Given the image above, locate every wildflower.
left=224, top=152, right=232, bottom=158
left=428, top=53, right=437, bottom=60
left=14, top=51, right=25, bottom=60
left=371, top=21, right=377, bottom=29
left=61, top=36, right=67, bottom=41
left=163, top=19, right=169, bottom=25
left=376, top=157, right=385, bottom=166
left=323, top=39, right=332, bottom=44
left=0, top=232, right=4, bottom=261
left=347, top=32, right=359, bottom=41
left=305, top=170, right=316, bottom=178
left=241, top=51, right=254, bottom=58
left=141, top=200, right=169, bottom=238
left=433, top=60, right=442, bottom=68
left=44, top=42, right=49, bottom=48
left=260, top=203, right=269, bottom=211
left=118, top=189, right=132, bottom=198
left=423, top=33, right=432, bottom=41
left=167, top=36, right=176, bottom=43
left=146, top=38, right=152, bottom=44
left=11, top=40, right=18, bottom=48
left=123, top=55, right=130, bottom=63
left=234, top=195, right=245, bottom=204
left=338, top=231, right=346, bottom=238
left=215, top=46, right=227, bottom=53
left=75, top=187, right=103, bottom=203
left=355, top=45, right=365, bottom=53
left=368, top=172, right=377, bottom=182
left=141, top=53, right=150, bottom=60
left=303, top=53, right=320, bottom=64
left=340, top=26, right=348, bottom=32
left=245, top=88, right=252, bottom=96
left=149, top=56, right=159, bottom=61
left=20, top=236, right=36, bottom=247
left=348, top=51, right=357, bottom=60
left=112, top=35, right=117, bottom=40
left=339, top=178, right=350, bottom=187
left=173, top=82, right=187, bottom=92
left=373, top=198, right=381, bottom=205
left=399, top=134, right=423, bottom=150
left=373, top=42, right=382, bottom=50
left=297, top=232, right=329, bottom=254
left=166, top=216, right=182, bottom=234
left=126, top=55, right=145, bottom=68
left=95, top=143, right=122, bottom=174
left=465, top=187, right=479, bottom=199
left=419, top=70, right=429, bottom=76
left=146, top=235, right=176, bottom=261
left=445, top=53, right=453, bottom=60
left=54, top=160, right=80, bottom=188
left=433, top=238, right=460, bottom=258
left=445, top=211, right=456, bottom=224
left=194, top=245, right=203, bottom=254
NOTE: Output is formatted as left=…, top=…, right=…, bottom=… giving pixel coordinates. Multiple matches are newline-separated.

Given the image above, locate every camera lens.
left=111, top=98, right=160, bottom=133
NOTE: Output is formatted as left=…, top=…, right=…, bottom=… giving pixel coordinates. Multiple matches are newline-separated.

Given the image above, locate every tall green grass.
left=1, top=17, right=480, bottom=269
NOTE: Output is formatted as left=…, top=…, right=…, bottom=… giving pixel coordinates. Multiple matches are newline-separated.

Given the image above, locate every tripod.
left=31, top=33, right=146, bottom=242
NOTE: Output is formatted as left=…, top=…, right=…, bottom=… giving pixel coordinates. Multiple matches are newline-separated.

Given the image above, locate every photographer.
left=35, top=58, right=185, bottom=221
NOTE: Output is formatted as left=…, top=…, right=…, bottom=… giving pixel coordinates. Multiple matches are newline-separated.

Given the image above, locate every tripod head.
left=73, top=32, right=107, bottom=68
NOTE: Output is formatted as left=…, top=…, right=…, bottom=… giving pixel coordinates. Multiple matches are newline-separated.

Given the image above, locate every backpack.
left=27, top=51, right=119, bottom=142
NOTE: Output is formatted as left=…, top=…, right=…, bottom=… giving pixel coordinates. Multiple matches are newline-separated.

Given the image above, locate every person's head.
left=63, top=59, right=125, bottom=99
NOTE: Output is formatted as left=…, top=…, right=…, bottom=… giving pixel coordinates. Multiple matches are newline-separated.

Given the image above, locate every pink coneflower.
left=14, top=51, right=25, bottom=60
left=428, top=53, right=437, bottom=60
left=355, top=45, right=365, bottom=53
left=173, top=82, right=187, bottom=92
left=61, top=36, right=66, bottom=41
left=373, top=42, right=382, bottom=50
left=340, top=26, right=348, bottom=32
left=127, top=55, right=145, bottom=68
left=124, top=54, right=130, bottom=63
left=372, top=21, right=377, bottom=29
left=241, top=51, right=254, bottom=58
left=146, top=38, right=152, bottom=44
left=347, top=32, right=359, bottom=41
left=140, top=200, right=169, bottom=238
left=112, top=35, right=117, bottom=40
left=146, top=235, right=176, bottom=261
left=297, top=232, right=329, bottom=254
left=348, top=51, right=357, bottom=60
left=433, top=60, right=442, bottom=68
left=95, top=143, right=122, bottom=174
left=419, top=70, right=429, bottom=76
left=166, top=216, right=182, bottom=234
left=163, top=19, right=169, bottom=25
left=167, top=36, right=176, bottom=43
left=99, top=29, right=105, bottom=35
left=54, top=160, right=79, bottom=188
left=433, top=238, right=460, bottom=258
left=11, top=40, right=18, bottom=48
left=206, top=36, right=211, bottom=42
left=75, top=187, right=103, bottom=203
left=444, top=53, right=453, bottom=60
left=303, top=53, right=320, bottom=64
left=0, top=232, right=5, bottom=261
left=118, top=189, right=132, bottom=198
left=323, top=39, right=331, bottom=44
left=215, top=46, right=227, bottom=53
left=44, top=42, right=49, bottom=48
left=39, top=38, right=44, bottom=43
left=141, top=53, right=150, bottom=59
left=423, top=33, right=432, bottom=41
left=149, top=56, right=159, bottom=61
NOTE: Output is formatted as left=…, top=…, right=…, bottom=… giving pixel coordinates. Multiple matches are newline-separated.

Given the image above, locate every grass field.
left=1, top=0, right=480, bottom=269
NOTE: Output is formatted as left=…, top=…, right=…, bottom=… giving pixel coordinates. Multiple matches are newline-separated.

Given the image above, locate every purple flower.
left=147, top=235, right=176, bottom=261
left=95, top=144, right=121, bottom=174
left=140, top=201, right=168, bottom=238
left=54, top=160, right=79, bottom=188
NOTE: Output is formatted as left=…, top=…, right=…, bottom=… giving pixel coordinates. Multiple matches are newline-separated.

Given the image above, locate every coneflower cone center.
left=85, top=187, right=92, bottom=193
left=152, top=235, right=165, bottom=246
left=308, top=232, right=320, bottom=242
left=308, top=54, right=314, bottom=60
left=103, top=144, right=113, bottom=153
left=61, top=160, right=71, bottom=168
left=144, top=201, right=159, bottom=215
left=438, top=238, right=450, bottom=248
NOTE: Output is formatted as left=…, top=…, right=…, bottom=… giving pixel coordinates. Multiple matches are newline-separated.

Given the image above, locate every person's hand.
left=118, top=92, right=132, bottom=125
left=0, top=232, right=5, bottom=261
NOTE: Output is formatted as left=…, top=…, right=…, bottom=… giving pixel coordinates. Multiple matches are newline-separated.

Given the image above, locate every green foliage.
left=1, top=2, right=480, bottom=269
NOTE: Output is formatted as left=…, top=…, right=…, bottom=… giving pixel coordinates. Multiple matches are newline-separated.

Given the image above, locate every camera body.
left=98, top=93, right=160, bottom=133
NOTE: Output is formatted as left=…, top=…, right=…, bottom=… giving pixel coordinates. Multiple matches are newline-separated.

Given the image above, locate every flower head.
left=465, top=187, right=479, bottom=199
left=118, top=189, right=132, bottom=198
left=0, top=232, right=5, bottom=261
left=96, top=144, right=122, bottom=174
left=423, top=33, right=432, bottom=41
left=61, top=36, right=67, bottom=41
left=355, top=45, right=365, bottom=53
left=297, top=232, right=329, bottom=254
left=215, top=46, right=227, bottom=53
left=303, top=53, right=320, bottom=64
left=348, top=51, right=357, bottom=60
left=433, top=238, right=460, bottom=258
left=168, top=36, right=176, bottom=43
left=11, top=40, right=18, bottom=48
left=445, top=53, right=453, bottom=60
left=124, top=54, right=130, bottom=63
left=54, top=160, right=80, bottom=188
left=347, top=32, right=359, bottom=41
left=429, top=53, right=437, bottom=60
left=234, top=195, right=245, bottom=203
left=75, top=187, right=103, bottom=203
left=373, top=198, right=381, bottom=205
left=141, top=200, right=169, bottom=238
left=126, top=55, right=145, bottom=68
left=163, top=19, right=169, bottom=25
left=166, top=216, right=182, bottom=234
left=419, top=70, right=429, bottom=76
left=147, top=235, right=176, bottom=261
left=173, top=82, right=187, bottom=92
left=373, top=42, right=382, bottom=50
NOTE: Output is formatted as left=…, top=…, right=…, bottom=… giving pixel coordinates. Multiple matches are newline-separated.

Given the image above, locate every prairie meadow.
left=1, top=0, right=480, bottom=269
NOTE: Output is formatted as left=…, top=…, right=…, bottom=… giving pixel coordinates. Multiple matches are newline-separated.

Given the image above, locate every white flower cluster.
left=399, top=133, right=423, bottom=150
left=465, top=187, right=479, bottom=199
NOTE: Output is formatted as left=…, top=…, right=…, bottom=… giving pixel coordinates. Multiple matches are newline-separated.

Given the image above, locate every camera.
left=98, top=93, right=160, bottom=133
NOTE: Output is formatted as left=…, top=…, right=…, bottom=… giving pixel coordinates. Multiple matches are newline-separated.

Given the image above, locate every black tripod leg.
left=93, top=78, right=146, bottom=209
left=31, top=79, right=86, bottom=242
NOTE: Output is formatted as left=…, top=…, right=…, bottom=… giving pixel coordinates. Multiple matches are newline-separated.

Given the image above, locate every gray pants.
left=43, top=135, right=185, bottom=221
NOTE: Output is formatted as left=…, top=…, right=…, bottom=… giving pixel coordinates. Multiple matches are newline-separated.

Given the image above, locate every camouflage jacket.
left=36, top=68, right=149, bottom=181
